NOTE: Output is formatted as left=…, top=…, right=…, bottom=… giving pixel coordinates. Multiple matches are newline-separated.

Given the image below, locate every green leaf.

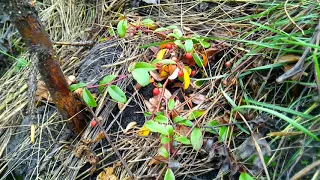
left=132, top=68, right=150, bottom=86
left=168, top=98, right=175, bottom=111
left=187, top=110, right=205, bottom=120
left=164, top=168, right=175, bottom=180
left=145, top=121, right=169, bottom=135
left=70, top=83, right=87, bottom=91
left=160, top=60, right=177, bottom=65
left=161, top=137, right=171, bottom=144
left=15, top=58, right=28, bottom=69
left=192, top=53, right=204, bottom=67
left=167, top=33, right=180, bottom=39
left=219, top=126, right=227, bottom=142
left=205, top=120, right=219, bottom=134
left=199, top=40, right=210, bottom=48
left=154, top=115, right=168, bottom=123
left=142, top=19, right=154, bottom=27
left=98, top=75, right=117, bottom=93
left=174, top=40, right=184, bottom=49
left=154, top=27, right=169, bottom=32
left=107, top=85, right=127, bottom=103
left=151, top=59, right=161, bottom=64
left=173, top=29, right=182, bottom=38
left=167, top=25, right=178, bottom=29
left=173, top=116, right=186, bottom=123
left=158, top=146, right=169, bottom=158
left=239, top=172, right=255, bottom=180
left=117, top=19, right=127, bottom=38
left=190, top=127, right=203, bottom=150
left=175, top=136, right=191, bottom=145
left=166, top=125, right=174, bottom=137
left=184, top=39, right=193, bottom=53
left=134, top=62, right=156, bottom=71
left=180, top=120, right=194, bottom=127
left=156, top=111, right=165, bottom=116
left=108, top=27, right=115, bottom=36
left=83, top=88, right=97, bottom=107
left=144, top=112, right=152, bottom=117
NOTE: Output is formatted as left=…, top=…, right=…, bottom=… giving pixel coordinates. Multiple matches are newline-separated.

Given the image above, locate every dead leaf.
left=235, top=133, right=271, bottom=159
left=66, top=75, right=76, bottom=85
left=175, top=125, right=190, bottom=136
left=275, top=54, right=300, bottom=63
left=97, top=167, right=117, bottom=180
left=204, top=47, right=219, bottom=59
left=123, top=122, right=137, bottom=134
left=74, top=88, right=83, bottom=99
left=148, top=156, right=168, bottom=166
left=150, top=70, right=167, bottom=81
left=190, top=94, right=206, bottom=104
left=93, top=132, right=105, bottom=142
left=35, top=81, right=52, bottom=102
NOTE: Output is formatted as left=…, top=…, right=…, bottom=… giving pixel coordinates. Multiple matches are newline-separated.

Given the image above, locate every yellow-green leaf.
left=117, top=19, right=127, bottom=38
left=187, top=110, right=205, bottom=120
left=164, top=168, right=175, bottom=180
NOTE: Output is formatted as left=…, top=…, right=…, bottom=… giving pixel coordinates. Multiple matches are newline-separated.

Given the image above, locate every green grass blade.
left=243, top=99, right=314, bottom=119
left=233, top=105, right=320, bottom=141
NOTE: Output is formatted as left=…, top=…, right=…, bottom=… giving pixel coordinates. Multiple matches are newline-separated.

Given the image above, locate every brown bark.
left=1, top=0, right=86, bottom=133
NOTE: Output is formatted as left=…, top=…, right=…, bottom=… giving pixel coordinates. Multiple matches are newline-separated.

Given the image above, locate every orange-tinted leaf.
left=138, top=125, right=150, bottom=136
left=201, top=53, right=208, bottom=67
left=168, top=64, right=177, bottom=75
left=168, top=68, right=179, bottom=80
left=183, top=68, right=190, bottom=90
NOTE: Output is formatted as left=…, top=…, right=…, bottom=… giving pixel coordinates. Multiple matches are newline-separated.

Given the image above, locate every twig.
left=291, top=159, right=320, bottom=180
left=284, top=0, right=305, bottom=35
left=53, top=41, right=94, bottom=46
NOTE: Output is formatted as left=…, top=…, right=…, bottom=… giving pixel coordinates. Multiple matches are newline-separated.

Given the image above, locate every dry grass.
left=0, top=0, right=320, bottom=179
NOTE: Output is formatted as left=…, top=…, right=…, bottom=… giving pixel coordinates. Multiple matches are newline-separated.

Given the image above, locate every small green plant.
left=69, top=74, right=127, bottom=107
left=114, top=18, right=214, bottom=179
